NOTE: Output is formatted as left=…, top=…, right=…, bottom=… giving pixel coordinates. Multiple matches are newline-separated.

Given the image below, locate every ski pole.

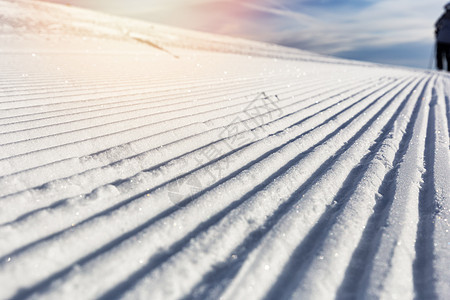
left=429, top=44, right=436, bottom=70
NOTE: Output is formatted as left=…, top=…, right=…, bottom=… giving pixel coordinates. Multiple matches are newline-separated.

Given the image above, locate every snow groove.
left=355, top=76, right=434, bottom=300
left=215, top=76, right=421, bottom=300
left=0, top=1, right=449, bottom=299
left=0, top=76, right=379, bottom=207
left=266, top=77, right=429, bottom=300
left=413, top=76, right=450, bottom=299
left=0, top=76, right=403, bottom=286
left=336, top=76, right=433, bottom=300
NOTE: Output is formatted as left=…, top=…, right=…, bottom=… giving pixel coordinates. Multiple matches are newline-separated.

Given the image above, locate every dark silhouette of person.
left=435, top=3, right=450, bottom=71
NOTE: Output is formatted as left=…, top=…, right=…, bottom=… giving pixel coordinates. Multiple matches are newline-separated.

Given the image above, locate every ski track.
left=0, top=0, right=449, bottom=299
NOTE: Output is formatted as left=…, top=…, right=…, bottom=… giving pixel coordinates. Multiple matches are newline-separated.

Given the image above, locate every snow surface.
left=0, top=0, right=449, bottom=299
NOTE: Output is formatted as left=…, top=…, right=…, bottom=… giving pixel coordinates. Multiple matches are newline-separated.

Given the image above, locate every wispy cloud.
left=224, top=0, right=445, bottom=67
left=239, top=2, right=320, bottom=28
left=43, top=0, right=448, bottom=68
left=233, top=0, right=443, bottom=53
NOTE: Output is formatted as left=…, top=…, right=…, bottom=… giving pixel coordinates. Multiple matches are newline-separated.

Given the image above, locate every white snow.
left=0, top=0, right=449, bottom=299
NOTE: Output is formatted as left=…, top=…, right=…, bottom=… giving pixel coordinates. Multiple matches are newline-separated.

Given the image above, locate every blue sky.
left=44, top=0, right=449, bottom=69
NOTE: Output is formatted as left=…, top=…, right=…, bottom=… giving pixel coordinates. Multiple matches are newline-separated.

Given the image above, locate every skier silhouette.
left=435, top=3, right=450, bottom=70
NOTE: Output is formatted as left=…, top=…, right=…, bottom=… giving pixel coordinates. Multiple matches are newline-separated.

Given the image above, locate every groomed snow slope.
left=1, top=0, right=449, bottom=299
